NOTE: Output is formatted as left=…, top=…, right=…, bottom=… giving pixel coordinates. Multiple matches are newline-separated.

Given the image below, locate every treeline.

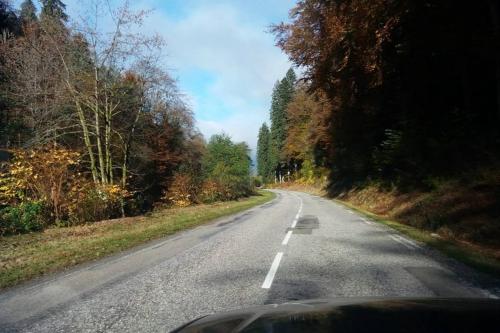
left=258, top=0, right=500, bottom=192
left=0, top=1, right=252, bottom=235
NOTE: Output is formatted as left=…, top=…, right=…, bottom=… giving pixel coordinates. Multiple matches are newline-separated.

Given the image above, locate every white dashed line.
left=262, top=252, right=283, bottom=289
left=291, top=197, right=303, bottom=229
left=282, top=230, right=293, bottom=245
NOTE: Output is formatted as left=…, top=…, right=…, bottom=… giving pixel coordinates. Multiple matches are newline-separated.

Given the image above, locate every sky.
left=141, top=0, right=294, bottom=158
left=20, top=0, right=296, bottom=160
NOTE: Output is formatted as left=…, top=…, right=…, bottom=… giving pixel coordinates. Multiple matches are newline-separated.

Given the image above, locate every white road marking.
left=362, top=219, right=373, bottom=225
left=481, top=289, right=499, bottom=299
left=297, top=198, right=303, bottom=216
left=282, top=230, right=293, bottom=245
left=262, top=252, right=284, bottom=289
left=394, top=234, right=421, bottom=249
left=389, top=235, right=414, bottom=249
left=291, top=197, right=303, bottom=229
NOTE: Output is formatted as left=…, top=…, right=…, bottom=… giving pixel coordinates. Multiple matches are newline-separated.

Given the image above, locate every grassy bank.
left=0, top=190, right=275, bottom=290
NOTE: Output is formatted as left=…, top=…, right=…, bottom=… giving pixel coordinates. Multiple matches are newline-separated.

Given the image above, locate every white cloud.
left=197, top=111, right=263, bottom=163
left=139, top=1, right=293, bottom=153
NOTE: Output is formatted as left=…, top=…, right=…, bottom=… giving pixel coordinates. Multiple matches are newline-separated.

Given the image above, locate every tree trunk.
left=104, top=89, right=113, bottom=184
left=75, top=98, right=98, bottom=183
left=94, top=66, right=106, bottom=184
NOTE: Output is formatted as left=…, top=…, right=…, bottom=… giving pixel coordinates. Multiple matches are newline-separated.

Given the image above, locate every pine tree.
left=257, top=123, right=271, bottom=182
left=0, top=0, right=20, bottom=36
left=40, top=0, right=68, bottom=23
left=269, top=68, right=296, bottom=181
left=20, top=0, right=37, bottom=23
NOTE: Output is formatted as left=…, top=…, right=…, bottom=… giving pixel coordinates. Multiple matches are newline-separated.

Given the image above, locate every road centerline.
left=262, top=252, right=284, bottom=289
left=282, top=230, right=293, bottom=245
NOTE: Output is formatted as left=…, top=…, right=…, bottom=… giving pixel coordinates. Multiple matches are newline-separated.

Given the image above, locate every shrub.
left=253, top=176, right=263, bottom=188
left=198, top=180, right=229, bottom=203
left=0, top=146, right=80, bottom=222
left=0, top=201, right=47, bottom=235
left=164, top=173, right=199, bottom=207
left=68, top=184, right=128, bottom=224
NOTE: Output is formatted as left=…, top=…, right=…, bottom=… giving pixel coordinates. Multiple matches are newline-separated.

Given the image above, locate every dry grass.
left=0, top=190, right=275, bottom=290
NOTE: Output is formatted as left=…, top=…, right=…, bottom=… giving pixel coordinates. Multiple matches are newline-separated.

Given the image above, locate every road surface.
left=1, top=190, right=499, bottom=332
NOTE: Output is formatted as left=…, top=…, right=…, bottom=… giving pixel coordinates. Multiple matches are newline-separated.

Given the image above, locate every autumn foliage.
left=0, top=1, right=255, bottom=234
left=265, top=0, right=500, bottom=191
left=0, top=147, right=130, bottom=234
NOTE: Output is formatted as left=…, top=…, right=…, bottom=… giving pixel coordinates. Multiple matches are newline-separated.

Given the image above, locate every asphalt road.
left=1, top=190, right=499, bottom=332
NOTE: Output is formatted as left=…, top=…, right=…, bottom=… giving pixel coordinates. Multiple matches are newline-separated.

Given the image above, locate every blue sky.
left=138, top=0, right=295, bottom=158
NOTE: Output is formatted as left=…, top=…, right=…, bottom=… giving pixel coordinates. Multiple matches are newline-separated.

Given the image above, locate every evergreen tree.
left=269, top=68, right=296, bottom=180
left=256, top=122, right=271, bottom=182
left=20, top=0, right=37, bottom=23
left=0, top=0, right=20, bottom=35
left=40, top=0, right=67, bottom=23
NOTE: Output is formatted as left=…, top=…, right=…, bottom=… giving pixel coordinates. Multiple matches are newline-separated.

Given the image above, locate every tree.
left=269, top=68, right=296, bottom=182
left=20, top=0, right=37, bottom=23
left=203, top=134, right=252, bottom=200
left=40, top=0, right=68, bottom=23
left=0, top=0, right=19, bottom=36
left=256, top=122, right=271, bottom=182
left=0, top=1, right=22, bottom=147
left=283, top=86, right=313, bottom=163
left=1, top=7, right=71, bottom=148
left=273, top=0, right=500, bottom=190
left=41, top=0, right=166, bottom=186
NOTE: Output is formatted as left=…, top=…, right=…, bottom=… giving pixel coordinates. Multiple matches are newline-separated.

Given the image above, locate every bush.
left=0, top=201, right=47, bottom=235
left=198, top=180, right=230, bottom=203
left=68, top=184, right=128, bottom=224
left=164, top=173, right=199, bottom=207
left=0, top=147, right=80, bottom=221
left=253, top=176, right=263, bottom=188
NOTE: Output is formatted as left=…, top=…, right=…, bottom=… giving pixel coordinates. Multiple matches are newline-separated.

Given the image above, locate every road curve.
left=0, top=190, right=499, bottom=332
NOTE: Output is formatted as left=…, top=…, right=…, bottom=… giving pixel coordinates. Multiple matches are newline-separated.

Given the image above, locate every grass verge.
left=0, top=190, right=275, bottom=290
left=335, top=199, right=500, bottom=278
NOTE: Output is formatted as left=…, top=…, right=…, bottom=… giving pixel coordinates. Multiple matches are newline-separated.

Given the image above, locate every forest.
left=258, top=0, right=500, bottom=188
left=0, top=0, right=253, bottom=235
left=257, top=0, right=500, bottom=247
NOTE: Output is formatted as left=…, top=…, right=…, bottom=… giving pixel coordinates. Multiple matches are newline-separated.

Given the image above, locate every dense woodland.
left=0, top=0, right=253, bottom=235
left=258, top=0, right=500, bottom=193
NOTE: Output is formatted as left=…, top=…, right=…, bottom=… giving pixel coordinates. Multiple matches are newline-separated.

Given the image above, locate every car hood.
left=172, top=297, right=500, bottom=333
